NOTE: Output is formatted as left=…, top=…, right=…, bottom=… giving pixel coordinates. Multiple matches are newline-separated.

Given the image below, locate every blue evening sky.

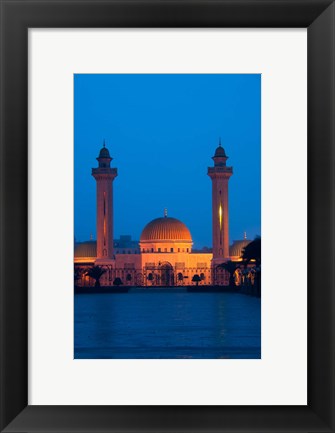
left=74, top=74, right=261, bottom=249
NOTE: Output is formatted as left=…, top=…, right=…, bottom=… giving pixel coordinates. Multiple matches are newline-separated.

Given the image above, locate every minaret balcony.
left=92, top=167, right=118, bottom=176
left=208, top=166, right=233, bottom=175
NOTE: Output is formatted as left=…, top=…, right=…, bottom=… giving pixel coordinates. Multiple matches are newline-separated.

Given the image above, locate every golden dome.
left=74, top=241, right=97, bottom=258
left=229, top=239, right=251, bottom=258
left=140, top=217, right=192, bottom=242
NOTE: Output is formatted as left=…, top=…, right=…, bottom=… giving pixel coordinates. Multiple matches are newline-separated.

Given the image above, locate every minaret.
left=208, top=139, right=233, bottom=264
left=92, top=141, right=117, bottom=263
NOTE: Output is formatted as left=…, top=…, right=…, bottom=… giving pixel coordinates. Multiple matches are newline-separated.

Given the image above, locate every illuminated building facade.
left=75, top=142, right=251, bottom=287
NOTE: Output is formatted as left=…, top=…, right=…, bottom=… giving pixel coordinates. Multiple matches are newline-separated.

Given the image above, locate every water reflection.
left=74, top=289, right=261, bottom=359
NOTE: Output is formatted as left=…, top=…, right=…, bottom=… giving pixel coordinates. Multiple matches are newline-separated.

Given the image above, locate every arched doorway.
left=159, top=262, right=174, bottom=287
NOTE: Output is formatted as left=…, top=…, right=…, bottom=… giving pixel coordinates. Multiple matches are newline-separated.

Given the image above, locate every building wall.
left=74, top=251, right=214, bottom=287
left=139, top=251, right=212, bottom=286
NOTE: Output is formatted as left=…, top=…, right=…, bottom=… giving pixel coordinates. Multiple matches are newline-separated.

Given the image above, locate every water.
left=74, top=288, right=261, bottom=359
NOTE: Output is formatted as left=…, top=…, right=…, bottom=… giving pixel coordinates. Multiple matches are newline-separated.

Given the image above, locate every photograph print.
left=74, top=74, right=261, bottom=359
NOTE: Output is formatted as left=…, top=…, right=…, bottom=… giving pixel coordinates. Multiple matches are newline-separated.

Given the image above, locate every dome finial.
left=219, top=137, right=222, bottom=147
left=164, top=208, right=168, bottom=218
left=244, top=231, right=247, bottom=240
left=97, top=141, right=111, bottom=161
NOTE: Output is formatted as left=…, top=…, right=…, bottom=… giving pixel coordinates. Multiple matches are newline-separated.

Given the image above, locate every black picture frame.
left=1, top=1, right=334, bottom=432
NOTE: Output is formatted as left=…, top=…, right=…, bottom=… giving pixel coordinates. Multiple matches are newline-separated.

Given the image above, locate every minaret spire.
left=208, top=140, right=233, bottom=266
left=92, top=142, right=118, bottom=263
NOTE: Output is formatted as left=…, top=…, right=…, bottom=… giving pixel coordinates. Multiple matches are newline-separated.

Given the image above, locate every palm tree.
left=113, top=277, right=123, bottom=286
left=217, top=261, right=237, bottom=288
left=242, top=236, right=261, bottom=266
left=192, top=274, right=201, bottom=286
left=85, top=266, right=106, bottom=288
left=242, top=237, right=261, bottom=296
left=74, top=267, right=83, bottom=284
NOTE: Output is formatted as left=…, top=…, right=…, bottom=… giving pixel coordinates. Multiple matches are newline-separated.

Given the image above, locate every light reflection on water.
left=74, top=288, right=261, bottom=359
